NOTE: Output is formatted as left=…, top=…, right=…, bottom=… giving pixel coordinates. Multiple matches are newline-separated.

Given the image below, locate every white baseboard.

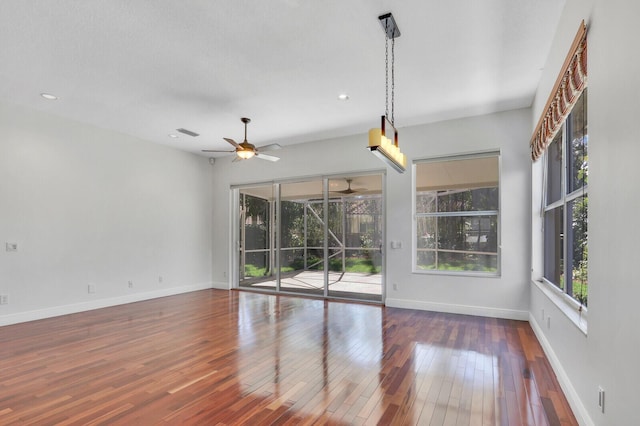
left=528, top=313, right=593, bottom=426
left=384, top=297, right=529, bottom=321
left=0, top=282, right=213, bottom=327
left=211, top=281, right=230, bottom=290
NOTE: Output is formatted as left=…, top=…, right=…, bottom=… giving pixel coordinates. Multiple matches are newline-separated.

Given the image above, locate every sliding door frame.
left=231, top=170, right=386, bottom=303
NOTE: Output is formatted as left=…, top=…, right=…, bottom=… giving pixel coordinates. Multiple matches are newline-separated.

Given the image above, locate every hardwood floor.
left=0, top=290, right=576, bottom=425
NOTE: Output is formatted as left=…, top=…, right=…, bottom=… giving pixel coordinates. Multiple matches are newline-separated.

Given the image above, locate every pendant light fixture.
left=368, top=12, right=407, bottom=173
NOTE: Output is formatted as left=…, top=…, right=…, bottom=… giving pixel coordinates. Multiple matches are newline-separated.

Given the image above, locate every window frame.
left=412, top=150, right=502, bottom=277
left=541, top=89, right=588, bottom=308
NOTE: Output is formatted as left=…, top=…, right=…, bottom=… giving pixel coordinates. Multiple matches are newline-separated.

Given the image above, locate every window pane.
left=244, top=251, right=270, bottom=277
left=546, top=132, right=563, bottom=205
left=416, top=216, right=437, bottom=249
left=568, top=196, right=588, bottom=306
left=431, top=252, right=497, bottom=272
left=437, top=187, right=499, bottom=212
left=345, top=198, right=383, bottom=248
left=306, top=202, right=324, bottom=248
left=280, top=201, right=304, bottom=248
left=567, top=90, right=588, bottom=193
left=416, top=156, right=498, bottom=193
left=416, top=191, right=437, bottom=213
left=436, top=215, right=498, bottom=253
left=279, top=248, right=304, bottom=272
left=241, top=193, right=271, bottom=279
left=544, top=206, right=564, bottom=289
left=327, top=201, right=343, bottom=248
left=416, top=250, right=436, bottom=270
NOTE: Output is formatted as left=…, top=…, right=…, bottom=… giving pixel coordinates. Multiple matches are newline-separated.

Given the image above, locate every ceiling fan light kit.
left=236, top=149, right=255, bottom=159
left=236, top=118, right=256, bottom=159
left=368, top=12, right=407, bottom=173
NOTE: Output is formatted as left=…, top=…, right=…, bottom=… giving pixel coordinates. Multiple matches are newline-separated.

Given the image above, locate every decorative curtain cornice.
left=530, top=21, right=587, bottom=161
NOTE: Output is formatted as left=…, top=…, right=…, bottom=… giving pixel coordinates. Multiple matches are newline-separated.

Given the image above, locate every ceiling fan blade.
left=202, top=149, right=235, bottom=153
left=223, top=138, right=241, bottom=148
left=257, top=143, right=282, bottom=152
left=255, top=153, right=280, bottom=162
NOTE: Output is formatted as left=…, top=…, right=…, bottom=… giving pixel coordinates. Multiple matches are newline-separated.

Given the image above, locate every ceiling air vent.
left=176, top=128, right=199, bottom=137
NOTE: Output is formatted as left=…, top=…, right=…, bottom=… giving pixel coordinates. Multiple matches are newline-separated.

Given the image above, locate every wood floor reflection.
left=0, top=290, right=576, bottom=425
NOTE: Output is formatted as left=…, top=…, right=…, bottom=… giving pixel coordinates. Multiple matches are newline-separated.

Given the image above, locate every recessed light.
left=338, top=93, right=350, bottom=101
left=40, top=93, right=58, bottom=100
left=168, top=133, right=179, bottom=138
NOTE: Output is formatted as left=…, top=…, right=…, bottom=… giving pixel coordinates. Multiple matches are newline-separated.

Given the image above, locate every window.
left=414, top=153, right=500, bottom=275
left=543, top=90, right=588, bottom=306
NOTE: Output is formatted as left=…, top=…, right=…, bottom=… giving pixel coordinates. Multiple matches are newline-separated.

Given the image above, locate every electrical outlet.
left=598, top=387, right=605, bottom=413
left=5, top=242, right=17, bottom=252
left=0, top=294, right=8, bottom=305
left=128, top=280, right=133, bottom=289
left=158, top=276, right=163, bottom=284
left=392, top=283, right=398, bottom=291
left=88, top=284, right=96, bottom=294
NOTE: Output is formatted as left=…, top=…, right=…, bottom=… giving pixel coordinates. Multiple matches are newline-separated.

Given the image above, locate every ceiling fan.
left=202, top=117, right=281, bottom=161
left=332, top=178, right=365, bottom=195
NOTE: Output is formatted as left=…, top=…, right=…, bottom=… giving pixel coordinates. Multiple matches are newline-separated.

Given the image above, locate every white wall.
left=0, top=102, right=213, bottom=325
left=530, top=1, right=640, bottom=425
left=211, top=108, right=532, bottom=319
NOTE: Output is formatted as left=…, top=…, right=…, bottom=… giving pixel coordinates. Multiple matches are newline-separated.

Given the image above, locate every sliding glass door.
left=238, top=184, right=275, bottom=291
left=327, top=176, right=383, bottom=300
left=279, top=179, right=325, bottom=296
left=235, top=174, right=384, bottom=302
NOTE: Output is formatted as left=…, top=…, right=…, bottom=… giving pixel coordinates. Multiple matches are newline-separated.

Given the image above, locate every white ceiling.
left=0, top=0, right=565, bottom=156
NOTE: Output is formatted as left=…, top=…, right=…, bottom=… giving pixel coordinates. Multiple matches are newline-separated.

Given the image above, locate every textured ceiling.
left=0, top=0, right=565, bottom=156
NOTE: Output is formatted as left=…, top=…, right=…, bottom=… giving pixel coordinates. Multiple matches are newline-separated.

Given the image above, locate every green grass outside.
left=559, top=273, right=588, bottom=306
left=244, top=264, right=294, bottom=278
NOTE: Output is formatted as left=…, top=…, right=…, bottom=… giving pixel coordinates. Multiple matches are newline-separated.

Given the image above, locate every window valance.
left=530, top=21, right=587, bottom=161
